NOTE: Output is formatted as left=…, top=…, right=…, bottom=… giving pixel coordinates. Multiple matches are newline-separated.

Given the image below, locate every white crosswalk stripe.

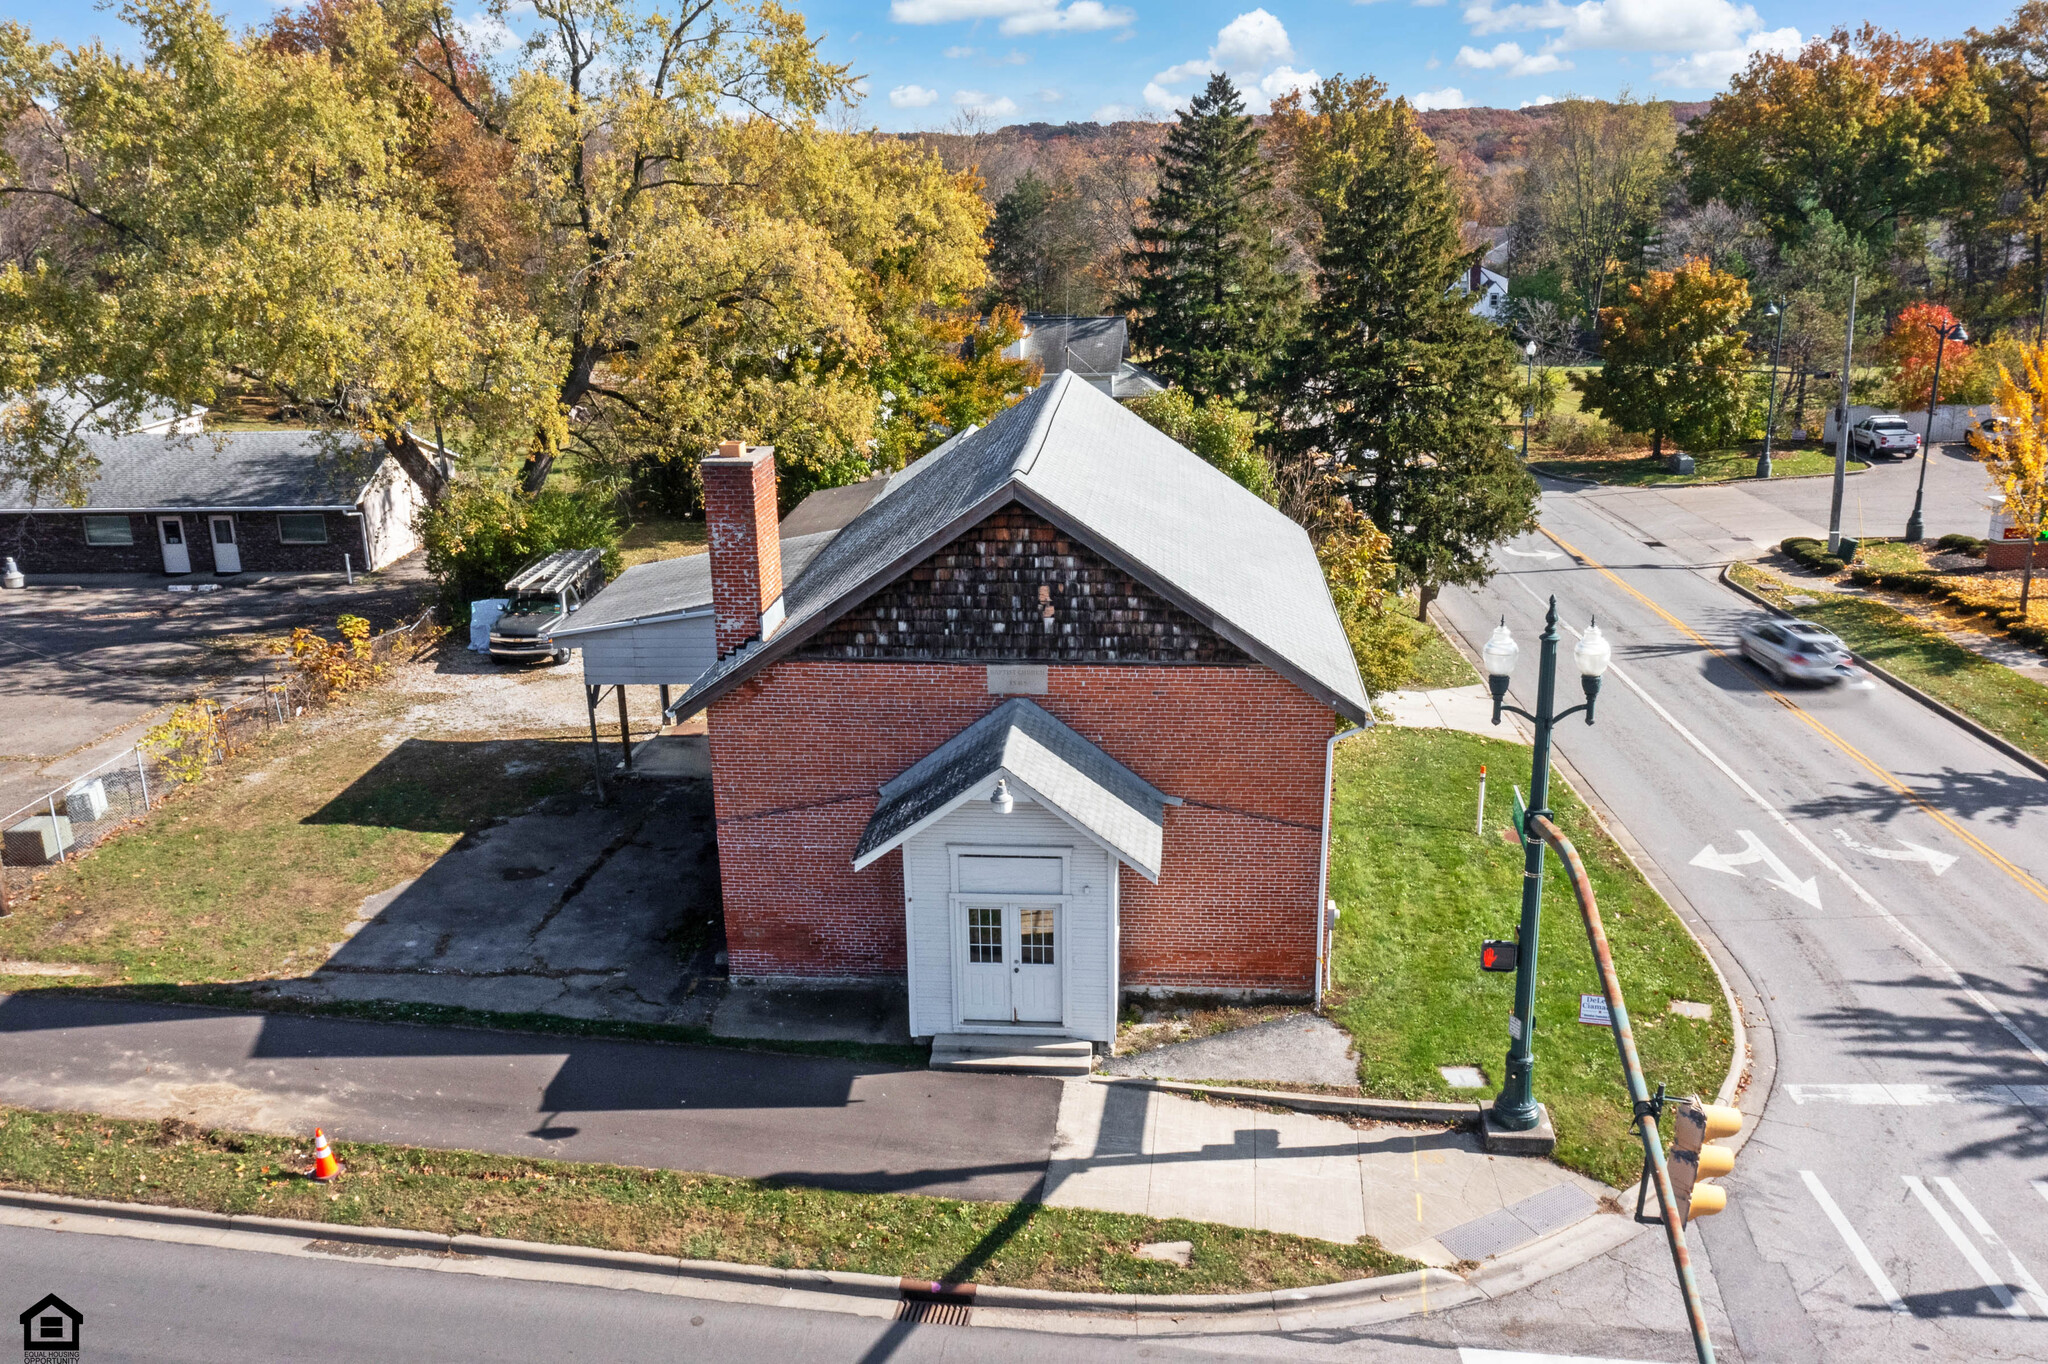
left=1802, top=1169, right=1909, bottom=1313
left=1935, top=1178, right=2048, bottom=1317
left=1784, top=1082, right=2048, bottom=1107
left=1904, top=1177, right=2028, bottom=1318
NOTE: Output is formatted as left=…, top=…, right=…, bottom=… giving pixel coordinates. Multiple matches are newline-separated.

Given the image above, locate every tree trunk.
left=519, top=450, right=557, bottom=493
left=2025, top=539, right=2037, bottom=618
left=1651, top=429, right=1663, bottom=459
left=1416, top=582, right=1438, bottom=623
left=384, top=429, right=450, bottom=505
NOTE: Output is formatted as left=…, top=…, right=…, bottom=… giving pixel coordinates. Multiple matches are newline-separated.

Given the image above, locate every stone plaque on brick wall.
left=987, top=664, right=1048, bottom=694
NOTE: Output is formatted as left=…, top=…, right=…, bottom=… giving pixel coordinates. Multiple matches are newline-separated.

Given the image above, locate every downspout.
left=1315, top=718, right=1373, bottom=1011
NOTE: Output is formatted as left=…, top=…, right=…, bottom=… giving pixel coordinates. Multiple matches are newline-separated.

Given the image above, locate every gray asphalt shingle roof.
left=0, top=431, right=384, bottom=510
left=554, top=531, right=838, bottom=637
left=678, top=370, right=1372, bottom=722
left=852, top=697, right=1175, bottom=880
left=1009, top=315, right=1127, bottom=380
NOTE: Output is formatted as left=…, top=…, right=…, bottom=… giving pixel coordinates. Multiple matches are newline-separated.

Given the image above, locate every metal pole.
left=1828, top=275, right=1859, bottom=555
left=136, top=747, right=151, bottom=812
left=1531, top=813, right=1716, bottom=1364
left=584, top=685, right=609, bottom=803
left=1521, top=348, right=1535, bottom=462
left=617, top=686, right=633, bottom=770
left=1757, top=306, right=1784, bottom=479
left=1476, top=764, right=1488, bottom=837
left=1906, top=322, right=1950, bottom=544
left=1494, top=597, right=1560, bottom=1131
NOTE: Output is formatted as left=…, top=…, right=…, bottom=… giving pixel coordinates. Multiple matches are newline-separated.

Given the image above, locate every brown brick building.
left=675, top=374, right=1372, bottom=1044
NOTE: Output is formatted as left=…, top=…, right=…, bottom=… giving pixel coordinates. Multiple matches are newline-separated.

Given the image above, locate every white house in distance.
left=1453, top=261, right=1510, bottom=321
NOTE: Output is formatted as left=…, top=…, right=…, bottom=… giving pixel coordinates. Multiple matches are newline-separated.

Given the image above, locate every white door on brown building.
left=157, top=517, right=190, bottom=574
left=208, top=516, right=241, bottom=574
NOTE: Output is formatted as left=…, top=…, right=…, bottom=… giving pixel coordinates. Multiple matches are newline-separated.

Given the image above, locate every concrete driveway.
left=0, top=562, right=431, bottom=820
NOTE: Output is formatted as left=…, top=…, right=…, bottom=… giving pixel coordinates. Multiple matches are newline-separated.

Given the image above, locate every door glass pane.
left=212, top=519, right=234, bottom=544
left=967, top=906, right=1002, bottom=963
left=1018, top=908, right=1055, bottom=965
left=162, top=520, right=183, bottom=544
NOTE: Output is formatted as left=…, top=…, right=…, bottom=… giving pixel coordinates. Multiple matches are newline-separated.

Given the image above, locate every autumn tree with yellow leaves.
left=1972, top=344, right=2048, bottom=615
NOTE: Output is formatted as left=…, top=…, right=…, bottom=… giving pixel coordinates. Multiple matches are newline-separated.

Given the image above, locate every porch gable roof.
left=852, top=697, right=1179, bottom=882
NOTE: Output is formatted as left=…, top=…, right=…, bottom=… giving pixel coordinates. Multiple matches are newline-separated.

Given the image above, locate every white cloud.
left=1414, top=0, right=1449, bottom=7
left=1095, top=102, right=1141, bottom=120
left=1520, top=93, right=1560, bottom=105
left=1144, top=9, right=1320, bottom=114
left=997, top=49, right=1031, bottom=64
left=1410, top=86, right=1471, bottom=110
left=890, top=0, right=1133, bottom=36
left=955, top=89, right=1021, bottom=117
left=454, top=11, right=518, bottom=55
left=1456, top=40, right=1572, bottom=74
left=1213, top=8, right=1295, bottom=68
left=1655, top=25, right=1799, bottom=86
left=944, top=44, right=978, bottom=58
left=1462, top=0, right=1757, bottom=52
left=1038, top=88, right=1064, bottom=101
left=889, top=84, right=940, bottom=108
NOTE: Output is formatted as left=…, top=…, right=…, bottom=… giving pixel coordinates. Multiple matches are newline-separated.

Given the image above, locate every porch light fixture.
left=990, top=778, right=1014, bottom=815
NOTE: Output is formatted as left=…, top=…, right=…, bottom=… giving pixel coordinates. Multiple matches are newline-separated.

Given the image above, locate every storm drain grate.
left=1436, top=1181, right=1599, bottom=1262
left=896, top=1298, right=972, bottom=1326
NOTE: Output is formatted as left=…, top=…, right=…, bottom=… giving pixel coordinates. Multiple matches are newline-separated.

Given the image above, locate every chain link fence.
left=1, top=610, right=438, bottom=909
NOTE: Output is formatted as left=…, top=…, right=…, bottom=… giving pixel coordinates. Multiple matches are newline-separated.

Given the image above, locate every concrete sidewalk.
left=1044, top=1080, right=1611, bottom=1266
left=1375, top=685, right=1529, bottom=742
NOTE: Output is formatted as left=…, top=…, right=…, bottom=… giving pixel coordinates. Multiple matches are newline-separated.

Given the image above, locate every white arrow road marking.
left=1499, top=570, right=2048, bottom=1072
left=1689, top=830, right=1823, bottom=908
left=1802, top=1170, right=1909, bottom=1314
left=1830, top=828, right=1958, bottom=876
left=1500, top=546, right=1564, bottom=561
left=1935, top=1177, right=2048, bottom=1316
left=1905, top=1176, right=2028, bottom=1317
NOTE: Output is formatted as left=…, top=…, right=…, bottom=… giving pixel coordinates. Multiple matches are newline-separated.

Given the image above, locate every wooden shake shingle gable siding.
left=797, top=506, right=1251, bottom=665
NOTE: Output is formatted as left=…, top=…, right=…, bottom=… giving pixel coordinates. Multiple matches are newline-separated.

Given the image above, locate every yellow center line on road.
left=1535, top=525, right=2048, bottom=908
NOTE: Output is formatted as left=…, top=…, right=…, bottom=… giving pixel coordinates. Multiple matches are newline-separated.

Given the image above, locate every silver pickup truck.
left=1847, top=414, right=1922, bottom=460
left=488, top=548, right=608, bottom=664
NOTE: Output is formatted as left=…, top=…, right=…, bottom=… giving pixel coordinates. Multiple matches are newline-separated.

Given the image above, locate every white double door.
left=959, top=901, right=1062, bottom=1024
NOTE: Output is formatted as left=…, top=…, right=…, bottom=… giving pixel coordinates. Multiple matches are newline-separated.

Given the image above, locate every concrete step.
left=929, top=1033, right=1095, bottom=1077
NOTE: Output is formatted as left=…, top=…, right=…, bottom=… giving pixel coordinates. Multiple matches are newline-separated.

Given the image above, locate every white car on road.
left=1738, top=618, right=1865, bottom=685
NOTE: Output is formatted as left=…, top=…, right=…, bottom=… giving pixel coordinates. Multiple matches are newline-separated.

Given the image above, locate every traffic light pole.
left=1529, top=812, right=1716, bottom=1364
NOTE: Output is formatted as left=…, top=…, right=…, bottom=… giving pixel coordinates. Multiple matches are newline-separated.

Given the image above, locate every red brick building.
left=675, top=374, right=1372, bottom=1044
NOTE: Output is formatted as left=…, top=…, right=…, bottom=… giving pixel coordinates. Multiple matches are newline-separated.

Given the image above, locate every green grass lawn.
left=1532, top=446, right=1867, bottom=487
left=1731, top=562, right=2048, bottom=764
left=1848, top=540, right=1929, bottom=574
left=1326, top=727, right=1733, bottom=1188
left=1390, top=600, right=1482, bottom=690
left=0, top=1107, right=1416, bottom=1294
left=0, top=703, right=594, bottom=987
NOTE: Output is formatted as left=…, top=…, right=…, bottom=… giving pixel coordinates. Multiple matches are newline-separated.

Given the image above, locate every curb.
left=1089, top=1076, right=1481, bottom=1127
left=0, top=1187, right=1473, bottom=1330
left=1719, top=564, right=2048, bottom=782
left=1531, top=463, right=1867, bottom=490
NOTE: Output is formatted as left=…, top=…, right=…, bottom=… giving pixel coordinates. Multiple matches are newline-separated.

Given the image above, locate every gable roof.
left=853, top=697, right=1177, bottom=881
left=0, top=430, right=396, bottom=511
left=674, top=371, right=1372, bottom=723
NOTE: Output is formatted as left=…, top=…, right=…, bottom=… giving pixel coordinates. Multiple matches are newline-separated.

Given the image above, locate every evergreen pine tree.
left=1123, top=73, right=1299, bottom=399
left=1273, top=77, right=1537, bottom=620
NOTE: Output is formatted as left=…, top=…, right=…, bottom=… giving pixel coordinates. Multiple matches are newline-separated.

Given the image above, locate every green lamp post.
left=1481, top=596, right=1612, bottom=1140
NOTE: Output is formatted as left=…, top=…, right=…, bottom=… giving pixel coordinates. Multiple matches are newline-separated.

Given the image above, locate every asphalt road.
left=0, top=996, right=1062, bottom=1201
left=1436, top=477, right=2048, bottom=1363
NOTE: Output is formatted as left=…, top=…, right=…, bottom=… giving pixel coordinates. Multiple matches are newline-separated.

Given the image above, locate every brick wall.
left=0, top=511, right=363, bottom=575
left=707, top=659, right=1331, bottom=993
left=800, top=505, right=1250, bottom=664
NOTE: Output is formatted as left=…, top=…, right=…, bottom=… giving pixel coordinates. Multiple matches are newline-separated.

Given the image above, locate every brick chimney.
left=701, top=441, right=784, bottom=658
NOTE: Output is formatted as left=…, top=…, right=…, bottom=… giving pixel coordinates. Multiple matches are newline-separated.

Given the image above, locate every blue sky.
left=9, top=0, right=2022, bottom=128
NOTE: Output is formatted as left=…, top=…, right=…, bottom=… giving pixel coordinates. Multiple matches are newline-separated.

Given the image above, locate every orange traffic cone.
left=310, top=1128, right=340, bottom=1183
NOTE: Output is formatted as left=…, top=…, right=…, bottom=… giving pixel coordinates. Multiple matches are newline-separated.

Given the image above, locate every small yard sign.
left=1578, top=994, right=1612, bottom=1027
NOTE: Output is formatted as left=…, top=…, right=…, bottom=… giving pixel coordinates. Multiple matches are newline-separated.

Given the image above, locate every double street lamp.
left=1481, top=596, right=1613, bottom=1135
left=1906, top=318, right=1967, bottom=544
left=1757, top=302, right=1785, bottom=479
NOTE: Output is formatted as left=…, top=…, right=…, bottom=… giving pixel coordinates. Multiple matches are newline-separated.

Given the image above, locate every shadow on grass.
left=302, top=736, right=592, bottom=833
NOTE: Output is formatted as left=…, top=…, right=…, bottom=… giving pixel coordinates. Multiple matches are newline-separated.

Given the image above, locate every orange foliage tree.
left=1881, top=302, right=1978, bottom=409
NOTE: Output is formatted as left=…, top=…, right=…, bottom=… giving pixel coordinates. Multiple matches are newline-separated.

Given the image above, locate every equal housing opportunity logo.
left=18, top=1295, right=81, bottom=1356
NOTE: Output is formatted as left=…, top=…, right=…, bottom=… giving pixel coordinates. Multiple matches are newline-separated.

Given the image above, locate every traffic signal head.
left=1666, top=1098, right=1742, bottom=1225
left=1480, top=939, right=1519, bottom=973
